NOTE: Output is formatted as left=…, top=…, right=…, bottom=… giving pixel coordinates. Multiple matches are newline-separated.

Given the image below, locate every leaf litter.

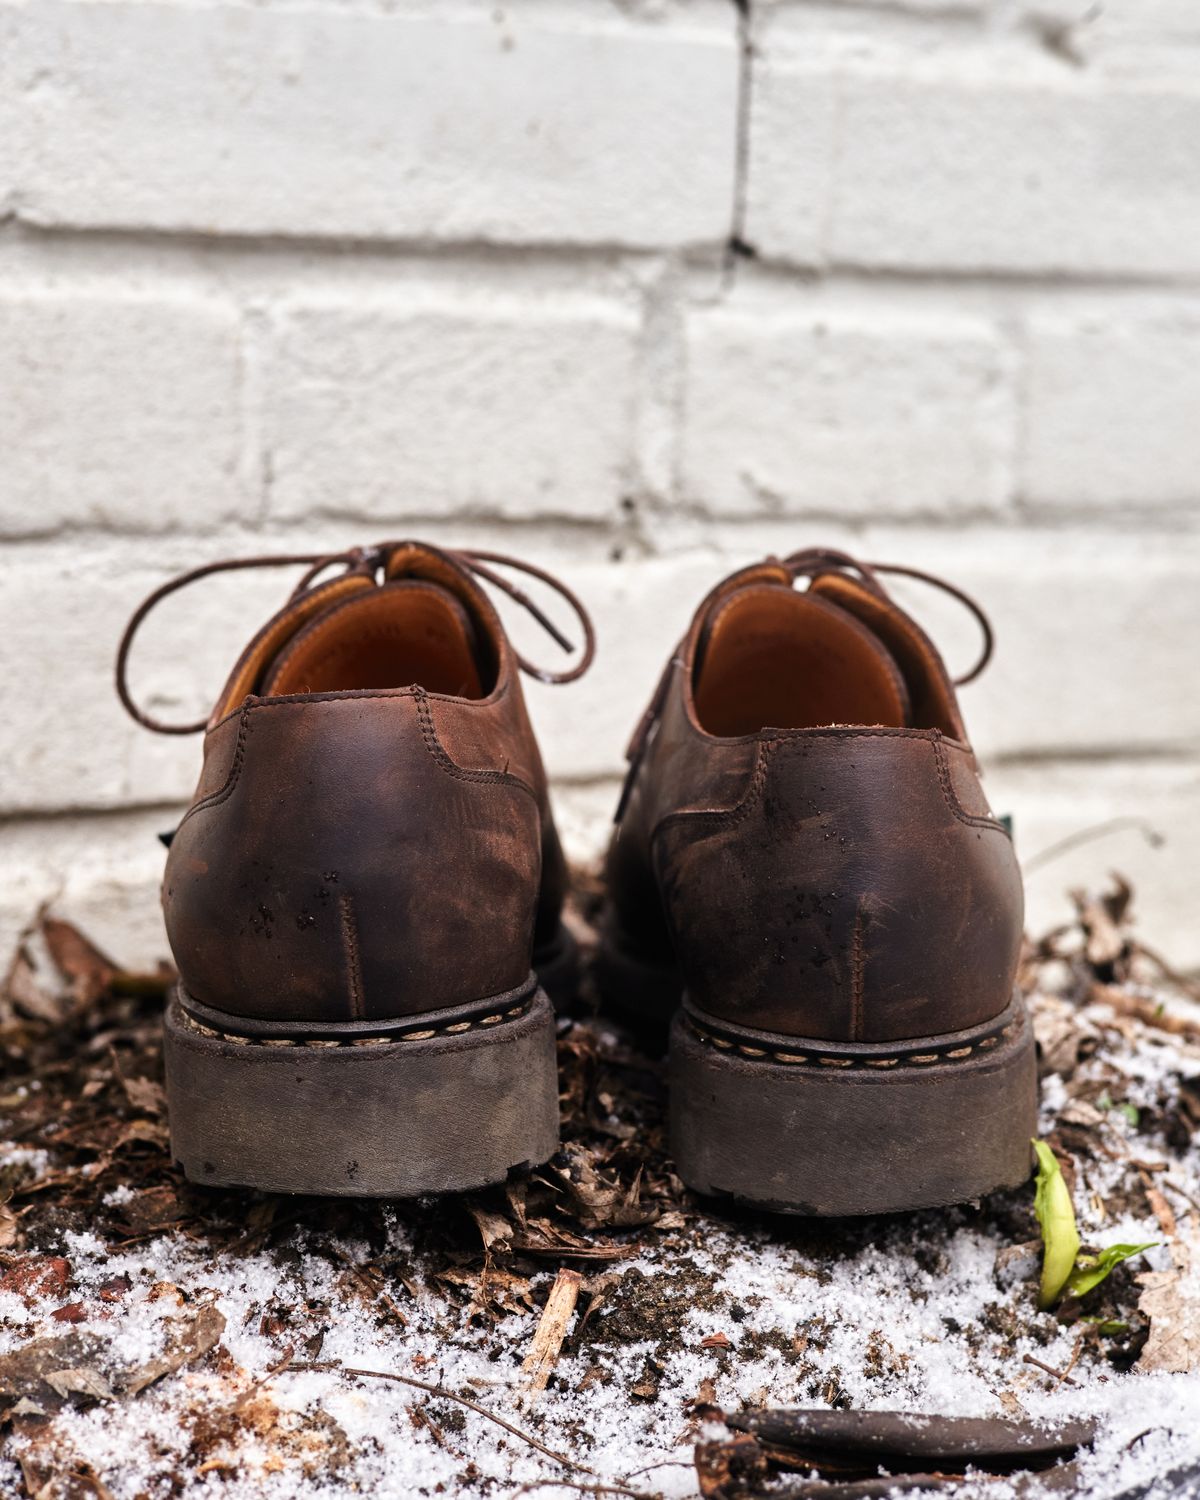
left=1, top=874, right=1199, bottom=1498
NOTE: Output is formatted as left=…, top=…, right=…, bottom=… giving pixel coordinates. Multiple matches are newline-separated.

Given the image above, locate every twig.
left=1163, top=1178, right=1200, bottom=1215
left=522, top=1268, right=582, bottom=1400
left=1023, top=818, right=1164, bottom=876
left=337, top=1368, right=594, bottom=1470
left=510, top=1482, right=657, bottom=1500
left=1022, top=1353, right=1080, bottom=1388
left=1093, top=987, right=1200, bottom=1044
left=621, top=1460, right=695, bottom=1480
left=1059, top=1331, right=1087, bottom=1386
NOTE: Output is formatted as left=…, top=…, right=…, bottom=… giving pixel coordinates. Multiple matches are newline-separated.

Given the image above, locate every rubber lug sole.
left=669, top=993, right=1037, bottom=1215
left=163, top=986, right=559, bottom=1197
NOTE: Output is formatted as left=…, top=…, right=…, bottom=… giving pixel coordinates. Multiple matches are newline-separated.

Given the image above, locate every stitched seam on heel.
left=178, top=706, right=251, bottom=829
left=932, top=735, right=1009, bottom=834
left=339, top=894, right=366, bottom=1021
left=850, top=905, right=867, bottom=1042
left=414, top=688, right=537, bottom=800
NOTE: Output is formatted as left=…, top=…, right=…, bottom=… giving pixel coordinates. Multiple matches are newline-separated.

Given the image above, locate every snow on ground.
left=2, top=893, right=1200, bottom=1499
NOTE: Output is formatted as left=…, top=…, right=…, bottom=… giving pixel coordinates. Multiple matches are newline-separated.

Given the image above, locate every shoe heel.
left=669, top=992, right=1037, bottom=1215
left=163, top=982, right=559, bottom=1196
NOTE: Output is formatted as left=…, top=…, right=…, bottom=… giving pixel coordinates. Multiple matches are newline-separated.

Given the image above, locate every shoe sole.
left=163, top=977, right=558, bottom=1197
left=670, top=991, right=1037, bottom=1215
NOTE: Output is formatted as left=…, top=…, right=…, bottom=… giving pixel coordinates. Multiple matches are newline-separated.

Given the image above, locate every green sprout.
left=1031, top=1139, right=1156, bottom=1309
left=1033, top=1139, right=1080, bottom=1309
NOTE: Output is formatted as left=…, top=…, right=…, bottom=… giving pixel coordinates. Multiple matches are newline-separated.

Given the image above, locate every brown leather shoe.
left=117, top=540, right=593, bottom=1197
left=598, top=547, right=1036, bottom=1216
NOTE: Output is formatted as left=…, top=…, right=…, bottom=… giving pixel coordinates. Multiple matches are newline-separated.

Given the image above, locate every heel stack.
left=164, top=983, right=559, bottom=1197
left=669, top=992, right=1037, bottom=1215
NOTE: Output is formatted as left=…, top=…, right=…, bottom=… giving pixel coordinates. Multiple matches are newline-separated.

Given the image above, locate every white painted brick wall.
left=3, top=0, right=1199, bottom=971
left=265, top=290, right=640, bottom=524
left=679, top=296, right=1015, bottom=518
left=0, top=287, right=244, bottom=536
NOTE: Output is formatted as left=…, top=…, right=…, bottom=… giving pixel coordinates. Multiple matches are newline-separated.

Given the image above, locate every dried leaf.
left=464, top=1201, right=512, bottom=1254
left=41, top=915, right=117, bottom=1006
left=120, top=1074, right=167, bottom=1117
left=124, top=1303, right=226, bottom=1395
left=1033, top=1139, right=1080, bottom=1309
left=0, top=1199, right=18, bottom=1251
left=43, top=1365, right=114, bottom=1402
left=0, top=1256, right=71, bottom=1305
left=0, top=1332, right=109, bottom=1413
left=3, top=946, right=64, bottom=1023
left=1137, top=1267, right=1200, bottom=1373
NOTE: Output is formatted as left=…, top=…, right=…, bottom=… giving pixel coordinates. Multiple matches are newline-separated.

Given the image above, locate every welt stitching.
left=339, top=894, right=365, bottom=1021
left=684, top=1011, right=1023, bottom=1070
left=931, top=736, right=1009, bottom=834
left=179, top=999, right=533, bottom=1047
left=413, top=688, right=537, bottom=800
left=178, top=707, right=250, bottom=829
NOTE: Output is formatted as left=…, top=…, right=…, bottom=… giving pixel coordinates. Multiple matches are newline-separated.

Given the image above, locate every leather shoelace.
left=116, top=541, right=596, bottom=735
left=780, top=546, right=994, bottom=686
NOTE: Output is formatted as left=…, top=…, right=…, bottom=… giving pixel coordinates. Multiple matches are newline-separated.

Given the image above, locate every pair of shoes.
left=116, top=540, right=1036, bottom=1215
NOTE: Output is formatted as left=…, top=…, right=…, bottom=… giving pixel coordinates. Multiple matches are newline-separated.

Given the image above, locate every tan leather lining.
left=808, top=574, right=964, bottom=737
left=693, top=584, right=910, bottom=737
left=262, top=581, right=484, bottom=699
left=214, top=574, right=375, bottom=721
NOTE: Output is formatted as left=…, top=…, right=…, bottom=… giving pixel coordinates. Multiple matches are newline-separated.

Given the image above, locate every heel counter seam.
left=178, top=705, right=251, bottom=831
left=930, top=736, right=1009, bottom=835
left=414, top=688, right=536, bottom=800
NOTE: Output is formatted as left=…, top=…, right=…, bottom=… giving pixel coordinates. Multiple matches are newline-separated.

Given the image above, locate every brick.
left=847, top=527, right=1200, bottom=762
left=741, top=61, right=837, bottom=270
left=0, top=541, right=288, bottom=816
left=1, top=811, right=174, bottom=976
left=0, top=6, right=25, bottom=213
left=1023, top=303, right=1200, bottom=511
left=264, top=292, right=638, bottom=524
left=522, top=553, right=723, bottom=782
left=677, top=295, right=1015, bottom=518
left=15, top=2, right=738, bottom=247
left=748, top=51, right=1200, bottom=276
left=0, top=287, right=243, bottom=537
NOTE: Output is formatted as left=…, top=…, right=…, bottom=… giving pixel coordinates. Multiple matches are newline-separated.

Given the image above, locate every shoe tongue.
left=696, top=580, right=912, bottom=731
left=261, top=578, right=486, bottom=698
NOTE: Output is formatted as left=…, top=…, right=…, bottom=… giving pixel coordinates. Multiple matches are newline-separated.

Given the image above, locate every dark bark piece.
left=728, top=1409, right=1096, bottom=1472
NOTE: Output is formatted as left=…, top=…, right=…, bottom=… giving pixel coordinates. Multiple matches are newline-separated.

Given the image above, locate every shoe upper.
left=117, top=541, right=591, bottom=1026
left=605, top=548, right=1023, bottom=1044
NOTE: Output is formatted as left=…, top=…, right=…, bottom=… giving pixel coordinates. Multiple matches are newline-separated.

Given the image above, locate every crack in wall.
left=721, top=0, right=757, bottom=291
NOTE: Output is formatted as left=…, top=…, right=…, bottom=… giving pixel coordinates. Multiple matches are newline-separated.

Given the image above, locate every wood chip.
left=520, top=1268, right=581, bottom=1401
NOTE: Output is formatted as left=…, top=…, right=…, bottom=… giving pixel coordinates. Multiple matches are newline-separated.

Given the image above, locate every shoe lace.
left=780, top=546, right=994, bottom=686
left=116, top=541, right=596, bottom=735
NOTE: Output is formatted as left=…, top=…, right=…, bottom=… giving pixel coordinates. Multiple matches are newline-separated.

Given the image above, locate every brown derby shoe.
left=598, top=546, right=1036, bottom=1216
left=117, top=540, right=593, bottom=1198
